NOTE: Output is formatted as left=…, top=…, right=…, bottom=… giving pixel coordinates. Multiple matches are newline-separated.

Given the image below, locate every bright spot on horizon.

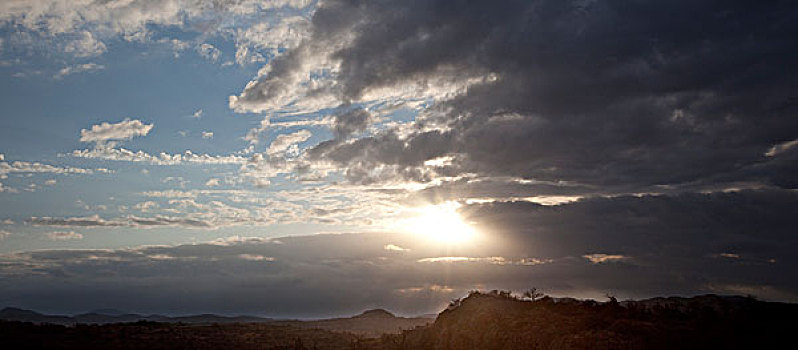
left=401, top=202, right=477, bottom=244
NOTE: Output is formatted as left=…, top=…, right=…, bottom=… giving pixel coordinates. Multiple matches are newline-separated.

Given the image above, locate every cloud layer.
left=230, top=0, right=798, bottom=194
left=2, top=190, right=796, bottom=315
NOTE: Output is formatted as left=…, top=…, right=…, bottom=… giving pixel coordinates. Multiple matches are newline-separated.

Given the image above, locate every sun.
left=401, top=202, right=477, bottom=243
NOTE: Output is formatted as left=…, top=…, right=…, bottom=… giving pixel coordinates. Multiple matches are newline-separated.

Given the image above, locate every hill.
left=278, top=309, right=431, bottom=338
left=364, top=291, right=798, bottom=349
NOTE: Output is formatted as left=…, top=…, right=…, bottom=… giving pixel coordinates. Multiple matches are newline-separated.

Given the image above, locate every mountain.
left=0, top=306, right=431, bottom=337
left=276, top=308, right=432, bottom=337
left=364, top=291, right=798, bottom=349
left=0, top=307, right=273, bottom=325
left=355, top=308, right=396, bottom=318
left=0, top=307, right=75, bottom=325
left=88, top=308, right=127, bottom=316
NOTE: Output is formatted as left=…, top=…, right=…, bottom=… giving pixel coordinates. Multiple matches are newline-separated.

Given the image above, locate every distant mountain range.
left=0, top=307, right=275, bottom=325
left=0, top=306, right=432, bottom=337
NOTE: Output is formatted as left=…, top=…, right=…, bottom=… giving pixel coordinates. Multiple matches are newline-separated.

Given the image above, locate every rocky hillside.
left=365, top=291, right=798, bottom=349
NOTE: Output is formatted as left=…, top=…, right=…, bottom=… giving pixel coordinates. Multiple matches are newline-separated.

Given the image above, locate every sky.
left=0, top=0, right=797, bottom=317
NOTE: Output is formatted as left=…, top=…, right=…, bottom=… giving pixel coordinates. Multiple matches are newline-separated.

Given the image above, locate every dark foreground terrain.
left=364, top=291, right=798, bottom=349
left=2, top=291, right=796, bottom=349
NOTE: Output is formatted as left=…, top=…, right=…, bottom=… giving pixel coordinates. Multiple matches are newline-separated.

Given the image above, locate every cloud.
left=71, top=119, right=253, bottom=166
left=582, top=254, right=630, bottom=264
left=197, top=43, right=221, bottom=62
left=267, top=129, right=312, bottom=157
left=2, top=189, right=798, bottom=316
left=70, top=148, right=246, bottom=165
left=238, top=254, right=275, bottom=261
left=63, top=31, right=106, bottom=57
left=133, top=201, right=159, bottom=212
left=416, top=256, right=552, bottom=266
left=233, top=15, right=310, bottom=65
left=244, top=118, right=271, bottom=144
left=80, top=119, right=153, bottom=144
left=0, top=0, right=314, bottom=61
left=765, top=138, right=798, bottom=157
left=47, top=231, right=83, bottom=240
left=228, top=0, right=798, bottom=194
left=384, top=244, right=409, bottom=252
left=333, top=108, right=372, bottom=139
left=0, top=154, right=110, bottom=176
left=53, top=62, right=104, bottom=79
left=27, top=214, right=217, bottom=229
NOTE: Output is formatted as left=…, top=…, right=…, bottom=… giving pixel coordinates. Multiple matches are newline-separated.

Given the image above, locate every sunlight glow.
left=401, top=202, right=476, bottom=244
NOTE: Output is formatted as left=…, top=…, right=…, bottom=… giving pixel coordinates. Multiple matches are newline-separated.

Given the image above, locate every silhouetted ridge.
left=363, top=290, right=798, bottom=349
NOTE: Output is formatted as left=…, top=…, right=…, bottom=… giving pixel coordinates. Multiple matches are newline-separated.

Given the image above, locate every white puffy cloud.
left=266, top=129, right=311, bottom=157
left=71, top=147, right=246, bottom=165
left=80, top=119, right=154, bottom=144
left=0, top=154, right=110, bottom=176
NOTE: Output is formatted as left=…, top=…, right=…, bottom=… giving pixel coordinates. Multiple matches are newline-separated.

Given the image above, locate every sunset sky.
left=1, top=0, right=797, bottom=317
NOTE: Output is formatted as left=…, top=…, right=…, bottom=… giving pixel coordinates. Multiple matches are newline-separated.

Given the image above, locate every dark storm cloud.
left=468, top=189, right=798, bottom=261
left=3, top=190, right=796, bottom=315
left=249, top=0, right=798, bottom=191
